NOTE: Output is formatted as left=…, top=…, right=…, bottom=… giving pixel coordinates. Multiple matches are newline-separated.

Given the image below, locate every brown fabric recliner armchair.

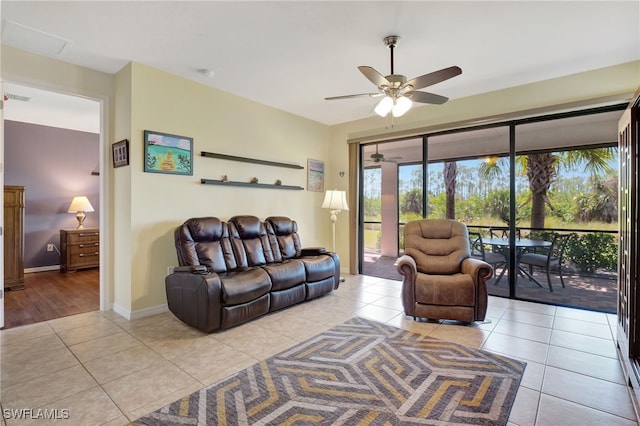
left=396, top=219, right=493, bottom=323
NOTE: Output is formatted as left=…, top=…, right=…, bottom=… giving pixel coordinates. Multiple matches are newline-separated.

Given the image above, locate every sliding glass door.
left=358, top=105, right=623, bottom=313
left=361, top=139, right=422, bottom=279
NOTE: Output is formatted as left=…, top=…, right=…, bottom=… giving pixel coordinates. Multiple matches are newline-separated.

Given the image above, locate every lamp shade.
left=321, top=190, right=349, bottom=211
left=392, top=96, right=412, bottom=117
left=374, top=96, right=393, bottom=117
left=68, top=196, right=95, bottom=213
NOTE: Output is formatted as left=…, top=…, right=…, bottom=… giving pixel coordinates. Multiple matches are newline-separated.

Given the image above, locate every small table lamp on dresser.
left=68, top=196, right=95, bottom=229
left=62, top=196, right=99, bottom=272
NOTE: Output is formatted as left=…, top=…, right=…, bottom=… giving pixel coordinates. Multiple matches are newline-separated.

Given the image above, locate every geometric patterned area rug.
left=132, top=317, right=526, bottom=426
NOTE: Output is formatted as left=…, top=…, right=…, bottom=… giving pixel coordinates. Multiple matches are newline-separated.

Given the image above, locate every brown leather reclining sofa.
left=165, top=215, right=340, bottom=332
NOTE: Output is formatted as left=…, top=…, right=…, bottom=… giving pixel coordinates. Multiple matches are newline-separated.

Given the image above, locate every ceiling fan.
left=325, top=35, right=462, bottom=118
left=366, top=144, right=402, bottom=163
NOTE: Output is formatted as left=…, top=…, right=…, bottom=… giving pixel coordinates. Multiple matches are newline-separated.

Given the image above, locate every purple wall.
left=5, top=120, right=100, bottom=269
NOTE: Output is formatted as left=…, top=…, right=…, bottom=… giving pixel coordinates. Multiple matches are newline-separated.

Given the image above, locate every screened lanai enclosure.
left=359, top=105, right=623, bottom=313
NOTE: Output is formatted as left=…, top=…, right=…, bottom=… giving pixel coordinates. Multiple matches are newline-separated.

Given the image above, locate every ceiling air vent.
left=4, top=93, right=31, bottom=102
left=2, top=20, right=71, bottom=56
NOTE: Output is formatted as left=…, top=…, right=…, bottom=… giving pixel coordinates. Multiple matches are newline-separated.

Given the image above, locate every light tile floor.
left=1, top=274, right=638, bottom=425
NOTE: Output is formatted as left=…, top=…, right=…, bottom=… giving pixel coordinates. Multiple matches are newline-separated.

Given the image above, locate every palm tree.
left=525, top=152, right=557, bottom=228
left=479, top=148, right=615, bottom=228
left=443, top=161, right=457, bottom=219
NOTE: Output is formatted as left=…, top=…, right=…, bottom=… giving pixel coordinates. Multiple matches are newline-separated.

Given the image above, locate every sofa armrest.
left=396, top=255, right=417, bottom=317
left=396, top=255, right=417, bottom=277
left=172, top=265, right=209, bottom=274
left=301, top=247, right=327, bottom=256
left=165, top=272, right=222, bottom=332
left=461, top=257, right=491, bottom=321
left=461, top=257, right=493, bottom=283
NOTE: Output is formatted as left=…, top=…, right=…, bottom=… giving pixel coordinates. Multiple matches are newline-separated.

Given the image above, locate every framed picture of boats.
left=144, top=130, right=193, bottom=175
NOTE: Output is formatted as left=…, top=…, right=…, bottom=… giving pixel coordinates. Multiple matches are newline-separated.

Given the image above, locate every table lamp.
left=68, top=196, right=94, bottom=229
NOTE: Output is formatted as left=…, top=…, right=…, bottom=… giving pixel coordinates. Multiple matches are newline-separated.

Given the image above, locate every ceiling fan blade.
left=409, top=91, right=449, bottom=105
left=404, top=66, right=462, bottom=91
left=325, top=92, right=382, bottom=100
left=358, top=66, right=391, bottom=87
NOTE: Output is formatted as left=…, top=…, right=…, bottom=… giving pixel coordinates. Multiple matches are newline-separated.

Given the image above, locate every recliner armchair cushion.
left=302, top=256, right=337, bottom=282
left=265, top=216, right=302, bottom=260
left=404, top=219, right=469, bottom=275
left=262, top=260, right=306, bottom=291
left=174, top=217, right=236, bottom=273
left=415, top=273, right=475, bottom=307
left=220, top=269, right=271, bottom=305
left=229, top=216, right=275, bottom=267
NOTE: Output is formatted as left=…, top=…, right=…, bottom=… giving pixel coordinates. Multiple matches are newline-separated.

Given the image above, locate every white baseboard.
left=24, top=265, right=60, bottom=273
left=112, top=302, right=168, bottom=320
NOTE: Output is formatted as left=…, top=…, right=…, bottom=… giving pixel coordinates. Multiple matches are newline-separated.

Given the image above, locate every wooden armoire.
left=4, top=186, right=25, bottom=290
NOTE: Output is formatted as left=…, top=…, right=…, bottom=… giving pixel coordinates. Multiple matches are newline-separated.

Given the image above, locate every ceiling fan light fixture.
left=374, top=96, right=393, bottom=117
left=392, top=96, right=412, bottom=117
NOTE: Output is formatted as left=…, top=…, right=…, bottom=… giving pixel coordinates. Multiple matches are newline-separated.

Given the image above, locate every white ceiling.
left=3, top=82, right=100, bottom=133
left=1, top=1, right=639, bottom=130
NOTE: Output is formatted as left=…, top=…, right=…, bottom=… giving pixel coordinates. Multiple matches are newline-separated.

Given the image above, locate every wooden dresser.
left=4, top=186, right=25, bottom=290
left=60, top=228, right=100, bottom=272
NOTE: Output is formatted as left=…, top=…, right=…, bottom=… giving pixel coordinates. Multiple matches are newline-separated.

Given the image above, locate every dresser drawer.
left=68, top=251, right=100, bottom=269
left=68, top=243, right=99, bottom=256
left=66, top=231, right=99, bottom=244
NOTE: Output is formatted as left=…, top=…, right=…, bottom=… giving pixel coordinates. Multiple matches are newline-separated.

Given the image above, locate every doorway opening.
left=3, top=82, right=101, bottom=329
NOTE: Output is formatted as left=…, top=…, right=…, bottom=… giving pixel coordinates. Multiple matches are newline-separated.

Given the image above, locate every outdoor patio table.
left=482, top=238, right=552, bottom=286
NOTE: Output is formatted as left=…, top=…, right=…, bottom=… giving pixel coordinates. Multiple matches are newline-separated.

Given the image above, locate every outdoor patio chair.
left=469, top=231, right=508, bottom=284
left=518, top=233, right=572, bottom=292
left=489, top=227, right=521, bottom=239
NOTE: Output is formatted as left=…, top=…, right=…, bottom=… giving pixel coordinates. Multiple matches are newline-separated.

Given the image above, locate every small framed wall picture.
left=112, top=139, right=129, bottom=168
left=307, top=158, right=324, bottom=192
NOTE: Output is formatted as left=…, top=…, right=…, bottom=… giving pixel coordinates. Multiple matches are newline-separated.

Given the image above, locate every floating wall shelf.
left=201, top=151, right=303, bottom=169
left=201, top=179, right=304, bottom=190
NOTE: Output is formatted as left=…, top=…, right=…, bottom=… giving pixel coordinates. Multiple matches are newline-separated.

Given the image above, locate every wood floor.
left=3, top=268, right=100, bottom=330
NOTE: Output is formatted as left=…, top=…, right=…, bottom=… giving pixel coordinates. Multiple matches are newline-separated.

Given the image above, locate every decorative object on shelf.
left=307, top=159, right=324, bottom=192
left=201, top=151, right=303, bottom=169
left=275, top=179, right=282, bottom=185
left=321, top=189, right=349, bottom=253
left=112, top=139, right=129, bottom=168
left=68, top=196, right=95, bottom=229
left=250, top=177, right=259, bottom=184
left=201, top=179, right=303, bottom=190
left=221, top=175, right=228, bottom=182
left=144, top=130, right=193, bottom=175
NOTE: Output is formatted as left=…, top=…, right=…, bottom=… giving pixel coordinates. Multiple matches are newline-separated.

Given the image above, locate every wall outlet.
left=47, top=243, right=55, bottom=252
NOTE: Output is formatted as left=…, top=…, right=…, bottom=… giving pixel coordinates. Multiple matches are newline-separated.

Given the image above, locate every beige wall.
left=3, top=44, right=639, bottom=316
left=112, top=64, right=133, bottom=312
left=116, top=63, right=333, bottom=314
